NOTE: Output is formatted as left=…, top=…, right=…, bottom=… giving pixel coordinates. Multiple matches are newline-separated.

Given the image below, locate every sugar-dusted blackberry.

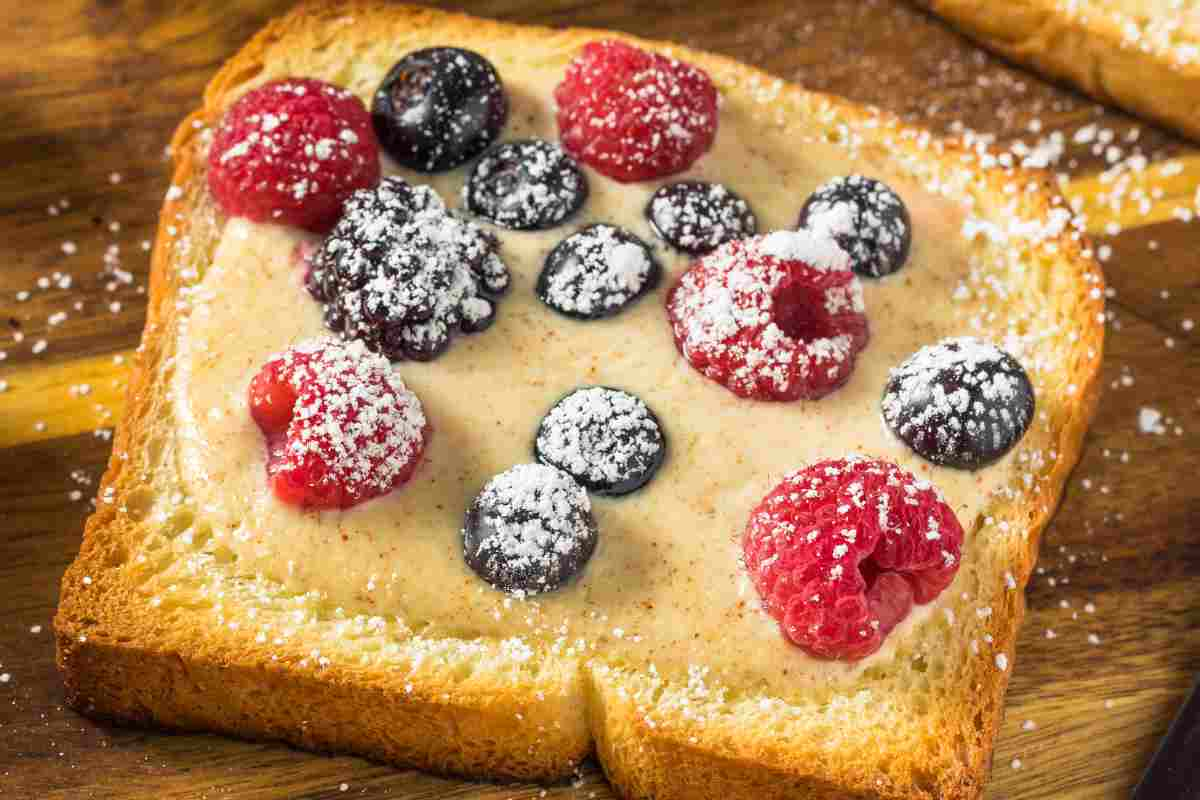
left=645, top=181, right=757, bottom=254
left=536, top=224, right=660, bottom=320
left=464, top=140, right=587, bottom=230
left=372, top=47, right=508, bottom=173
left=462, top=463, right=597, bottom=596
left=882, top=337, right=1035, bottom=470
left=535, top=386, right=665, bottom=496
left=306, top=176, right=509, bottom=361
left=798, top=175, right=911, bottom=278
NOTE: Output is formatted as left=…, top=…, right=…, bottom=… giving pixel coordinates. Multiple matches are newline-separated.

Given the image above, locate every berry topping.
left=645, top=181, right=757, bottom=255
left=208, top=78, right=380, bottom=233
left=882, top=337, right=1035, bottom=470
left=665, top=231, right=869, bottom=401
left=248, top=338, right=428, bottom=509
left=798, top=176, right=911, bottom=279
left=464, top=140, right=588, bottom=230
left=554, top=40, right=718, bottom=182
left=742, top=456, right=964, bottom=661
left=535, top=387, right=665, bottom=496
left=306, top=177, right=509, bottom=361
left=536, top=224, right=661, bottom=320
left=372, top=47, right=508, bottom=173
left=463, top=464, right=598, bottom=595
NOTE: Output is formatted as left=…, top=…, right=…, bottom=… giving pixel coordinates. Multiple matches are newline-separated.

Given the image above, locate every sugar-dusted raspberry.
left=742, top=456, right=964, bottom=661
left=208, top=78, right=380, bottom=233
left=248, top=338, right=428, bottom=509
left=554, top=40, right=718, bottom=182
left=665, top=230, right=869, bottom=401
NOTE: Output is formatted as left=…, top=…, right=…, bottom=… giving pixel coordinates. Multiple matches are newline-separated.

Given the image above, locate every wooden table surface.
left=2, top=2, right=1199, bottom=798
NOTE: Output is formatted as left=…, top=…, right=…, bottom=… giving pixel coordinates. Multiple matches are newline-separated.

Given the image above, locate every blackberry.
left=462, top=464, right=597, bottom=595
left=372, top=47, right=508, bottom=173
left=536, top=224, right=660, bottom=320
left=798, top=175, right=911, bottom=278
left=306, top=176, right=509, bottom=361
left=535, top=386, right=665, bottom=496
left=464, top=140, right=587, bottom=230
left=645, top=181, right=756, bottom=254
left=882, top=337, right=1035, bottom=469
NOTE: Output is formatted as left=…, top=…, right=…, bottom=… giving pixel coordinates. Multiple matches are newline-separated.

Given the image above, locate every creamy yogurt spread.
left=172, top=62, right=1016, bottom=696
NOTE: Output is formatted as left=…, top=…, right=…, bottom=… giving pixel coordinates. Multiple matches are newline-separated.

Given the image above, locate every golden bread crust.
left=56, top=3, right=1105, bottom=798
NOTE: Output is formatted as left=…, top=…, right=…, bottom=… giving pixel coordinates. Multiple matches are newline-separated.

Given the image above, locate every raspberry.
left=742, top=457, right=964, bottom=661
left=554, top=40, right=718, bottom=182
left=248, top=338, right=428, bottom=509
left=208, top=78, right=380, bottom=233
left=665, top=231, right=869, bottom=401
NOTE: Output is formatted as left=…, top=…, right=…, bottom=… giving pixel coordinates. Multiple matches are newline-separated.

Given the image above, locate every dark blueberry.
left=464, top=140, right=588, bottom=230
left=798, top=175, right=911, bottom=278
left=536, top=224, right=660, bottom=320
left=535, top=387, right=666, bottom=496
left=372, top=47, right=508, bottom=173
left=462, top=463, right=597, bottom=595
left=645, top=181, right=757, bottom=254
left=881, top=337, right=1035, bottom=470
left=306, top=176, right=509, bottom=361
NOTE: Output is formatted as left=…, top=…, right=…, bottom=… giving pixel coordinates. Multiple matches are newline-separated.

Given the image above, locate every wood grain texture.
left=1, top=1, right=1197, bottom=798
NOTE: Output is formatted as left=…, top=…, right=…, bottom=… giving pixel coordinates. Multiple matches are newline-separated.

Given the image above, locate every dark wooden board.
left=1, top=2, right=1198, bottom=798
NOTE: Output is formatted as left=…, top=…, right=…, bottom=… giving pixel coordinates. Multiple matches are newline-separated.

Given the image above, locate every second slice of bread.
left=914, top=0, right=1200, bottom=142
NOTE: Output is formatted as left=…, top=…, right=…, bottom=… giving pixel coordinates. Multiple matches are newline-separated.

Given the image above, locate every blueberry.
left=535, top=387, right=666, bottom=496
left=372, top=47, right=508, bottom=173
left=464, top=140, right=588, bottom=230
left=882, top=337, right=1035, bottom=470
left=536, top=224, right=660, bottom=320
left=645, top=181, right=757, bottom=254
left=798, top=175, right=911, bottom=278
left=307, top=177, right=509, bottom=361
left=462, top=463, right=597, bottom=595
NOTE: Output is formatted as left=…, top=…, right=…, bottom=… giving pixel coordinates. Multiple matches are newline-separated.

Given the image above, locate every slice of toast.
left=54, top=2, right=1105, bottom=798
left=913, top=0, right=1200, bottom=142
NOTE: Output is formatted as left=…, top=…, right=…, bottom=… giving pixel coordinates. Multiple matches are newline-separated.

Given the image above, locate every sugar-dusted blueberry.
left=645, top=181, right=757, bottom=254
left=798, top=175, right=911, bottom=278
left=372, top=47, right=508, bottom=173
left=464, top=140, right=588, bottom=230
left=536, top=224, right=660, bottom=320
left=882, top=337, right=1035, bottom=470
left=462, top=463, right=598, bottom=595
left=306, top=176, right=508, bottom=361
left=535, top=386, right=666, bottom=496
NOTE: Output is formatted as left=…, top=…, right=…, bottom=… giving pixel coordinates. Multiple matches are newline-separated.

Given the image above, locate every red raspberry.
left=665, top=231, right=869, bottom=401
left=554, top=40, right=718, bottom=182
left=742, top=457, right=964, bottom=661
left=208, top=78, right=380, bottom=233
left=248, top=339, right=428, bottom=509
